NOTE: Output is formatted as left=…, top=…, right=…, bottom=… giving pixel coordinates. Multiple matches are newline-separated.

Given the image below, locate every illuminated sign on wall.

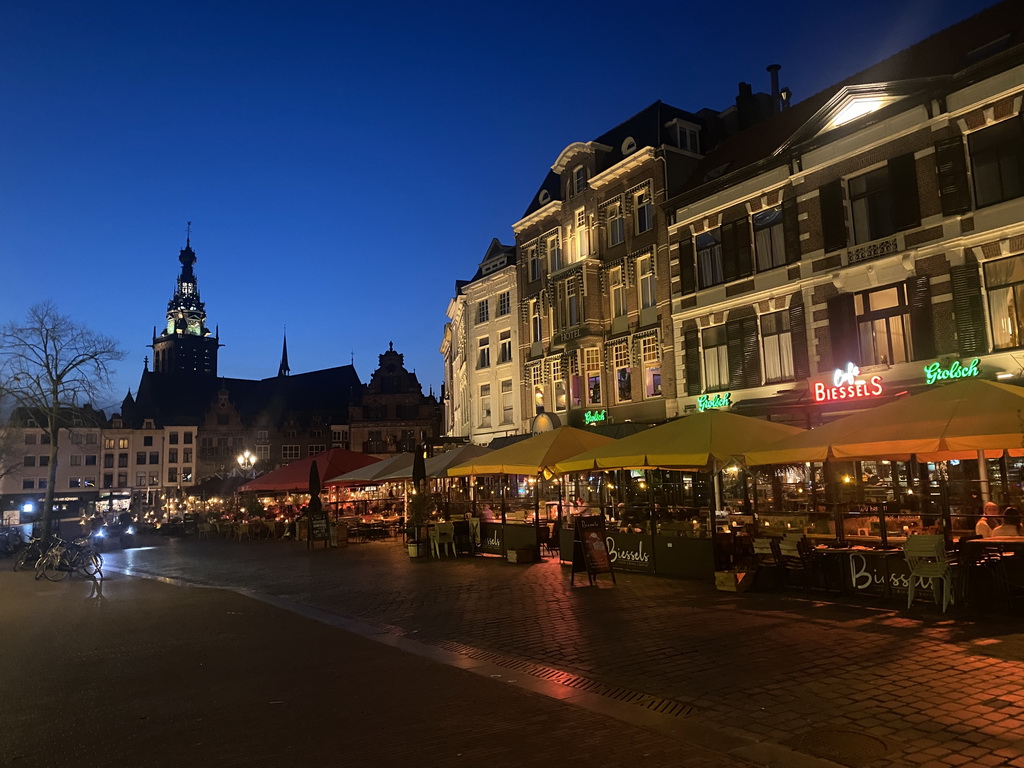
left=697, top=393, right=731, bottom=412
left=584, top=409, right=607, bottom=425
left=812, top=362, right=884, bottom=403
left=923, top=357, right=979, bottom=385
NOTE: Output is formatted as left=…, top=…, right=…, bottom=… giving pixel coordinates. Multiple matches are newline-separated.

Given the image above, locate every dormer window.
left=572, top=165, right=587, bottom=197
left=621, top=136, right=637, bottom=155
left=538, top=189, right=551, bottom=205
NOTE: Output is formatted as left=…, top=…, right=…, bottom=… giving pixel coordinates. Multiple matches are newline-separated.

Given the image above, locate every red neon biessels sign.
left=812, top=363, right=884, bottom=403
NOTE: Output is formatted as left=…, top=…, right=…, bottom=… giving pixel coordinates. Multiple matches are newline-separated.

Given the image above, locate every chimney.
left=767, top=64, right=781, bottom=113
left=736, top=82, right=755, bottom=130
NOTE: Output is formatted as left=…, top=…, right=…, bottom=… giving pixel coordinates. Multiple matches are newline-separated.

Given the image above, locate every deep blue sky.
left=1, top=0, right=998, bottom=413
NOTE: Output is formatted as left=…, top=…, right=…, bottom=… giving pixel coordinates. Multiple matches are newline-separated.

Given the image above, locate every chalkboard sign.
left=571, top=515, right=616, bottom=586
left=307, top=513, right=330, bottom=549
left=183, top=513, right=198, bottom=536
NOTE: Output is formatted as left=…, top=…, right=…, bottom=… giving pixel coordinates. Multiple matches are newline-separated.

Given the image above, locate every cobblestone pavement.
left=94, top=536, right=1024, bottom=768
left=0, top=567, right=755, bottom=768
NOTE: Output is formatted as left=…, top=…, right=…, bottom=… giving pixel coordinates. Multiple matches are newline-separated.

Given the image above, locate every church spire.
left=278, top=329, right=290, bottom=377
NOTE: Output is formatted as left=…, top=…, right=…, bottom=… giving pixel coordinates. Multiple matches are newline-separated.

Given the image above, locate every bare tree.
left=0, top=302, right=125, bottom=536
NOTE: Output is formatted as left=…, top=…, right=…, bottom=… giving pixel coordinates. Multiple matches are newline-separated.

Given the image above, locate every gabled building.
left=442, top=239, right=522, bottom=444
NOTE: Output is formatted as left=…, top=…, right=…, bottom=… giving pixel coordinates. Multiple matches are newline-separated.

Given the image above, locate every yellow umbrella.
left=746, top=378, right=1024, bottom=465
left=447, top=426, right=615, bottom=476
left=554, top=409, right=805, bottom=473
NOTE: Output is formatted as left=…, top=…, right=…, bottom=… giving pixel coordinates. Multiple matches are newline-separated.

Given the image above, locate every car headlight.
left=126, top=527, right=135, bottom=535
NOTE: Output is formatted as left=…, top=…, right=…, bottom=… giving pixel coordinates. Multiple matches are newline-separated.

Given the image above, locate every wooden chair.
left=752, top=537, right=783, bottom=589
left=779, top=534, right=828, bottom=592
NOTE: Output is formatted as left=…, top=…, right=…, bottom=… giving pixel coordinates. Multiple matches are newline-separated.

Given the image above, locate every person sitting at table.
left=976, top=501, right=1001, bottom=538
left=991, top=507, right=1024, bottom=537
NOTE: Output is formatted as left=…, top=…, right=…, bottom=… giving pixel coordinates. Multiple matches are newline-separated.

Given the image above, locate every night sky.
left=1, top=0, right=998, bottom=414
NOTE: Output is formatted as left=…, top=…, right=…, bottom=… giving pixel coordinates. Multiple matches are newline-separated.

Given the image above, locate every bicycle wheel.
left=80, top=552, right=103, bottom=577
left=13, top=548, right=33, bottom=572
left=42, top=551, right=69, bottom=582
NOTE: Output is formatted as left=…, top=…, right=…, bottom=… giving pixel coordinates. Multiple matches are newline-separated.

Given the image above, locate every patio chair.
left=779, top=534, right=828, bottom=592
left=433, top=522, right=457, bottom=558
left=752, top=537, right=784, bottom=589
left=198, top=523, right=212, bottom=540
left=904, top=534, right=955, bottom=613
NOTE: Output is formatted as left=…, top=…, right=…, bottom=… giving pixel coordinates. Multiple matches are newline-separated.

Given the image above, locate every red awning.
left=239, top=448, right=380, bottom=493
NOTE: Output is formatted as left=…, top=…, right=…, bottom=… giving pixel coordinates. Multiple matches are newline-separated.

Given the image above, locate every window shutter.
left=684, top=327, right=701, bottom=395
left=889, top=152, right=921, bottom=232
left=906, top=276, right=935, bottom=360
left=950, top=263, right=989, bottom=355
left=783, top=196, right=801, bottom=264
left=789, top=296, right=810, bottom=380
left=679, top=238, right=696, bottom=295
left=741, top=316, right=761, bottom=387
left=935, top=138, right=971, bottom=216
left=819, top=180, right=847, bottom=253
left=726, top=318, right=745, bottom=389
left=732, top=217, right=752, bottom=279
left=826, top=293, right=857, bottom=368
left=721, top=222, right=738, bottom=283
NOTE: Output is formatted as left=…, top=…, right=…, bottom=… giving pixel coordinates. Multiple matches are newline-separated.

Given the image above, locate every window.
left=149, top=472, right=159, bottom=486
left=572, top=208, right=590, bottom=261
left=559, top=280, right=579, bottom=328
left=331, top=429, right=344, bottom=444
left=697, top=230, right=724, bottom=288
left=610, top=267, right=625, bottom=317
left=282, top=445, right=300, bottom=460
left=641, top=336, right=662, bottom=397
left=547, top=233, right=562, bottom=272
left=118, top=438, right=129, bottom=449
left=70, top=455, right=82, bottom=466
left=477, top=337, right=490, bottom=369
left=753, top=207, right=786, bottom=271
left=527, top=244, right=541, bottom=281
left=117, top=472, right=126, bottom=487
left=181, top=468, right=193, bottom=483
left=143, top=435, right=153, bottom=447
left=762, top=311, right=794, bottom=383
left=614, top=344, right=632, bottom=402
left=479, top=384, right=491, bottom=428
left=551, top=359, right=566, bottom=410
left=23, top=456, right=35, bottom=467
left=183, top=448, right=192, bottom=463
left=985, top=254, right=1024, bottom=349
left=38, top=478, right=47, bottom=489
left=39, top=455, right=49, bottom=467
left=497, top=291, right=511, bottom=317
left=530, top=299, right=543, bottom=343
left=606, top=201, right=625, bottom=247
left=103, top=474, right=113, bottom=489
left=257, top=430, right=269, bottom=441
left=22, top=479, right=34, bottom=490
left=169, top=448, right=178, bottom=464
left=970, top=116, right=1024, bottom=208
left=585, top=348, right=602, bottom=405
left=634, top=187, right=653, bottom=234
left=169, top=432, right=179, bottom=445
left=500, top=380, right=514, bottom=424
left=637, top=254, right=656, bottom=309
left=702, top=325, right=730, bottom=391
left=168, top=467, right=178, bottom=484
left=70, top=432, right=83, bottom=445
left=850, top=167, right=893, bottom=244
left=25, top=433, right=36, bottom=445
left=256, top=444, right=270, bottom=460
left=530, top=366, right=544, bottom=412
left=856, top=285, right=911, bottom=365
left=69, top=477, right=81, bottom=488
left=183, top=432, right=192, bottom=444
left=308, top=445, right=326, bottom=456
left=498, top=330, right=512, bottom=364
left=572, top=165, right=586, bottom=197
left=103, top=454, right=113, bottom=469
left=149, top=451, right=159, bottom=465
left=85, top=454, right=96, bottom=466
left=40, top=434, right=49, bottom=445
left=103, top=437, right=113, bottom=449
left=476, top=300, right=489, bottom=324
left=118, top=453, right=128, bottom=468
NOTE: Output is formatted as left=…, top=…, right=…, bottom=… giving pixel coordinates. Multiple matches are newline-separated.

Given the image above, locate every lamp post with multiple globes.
left=237, top=449, right=257, bottom=478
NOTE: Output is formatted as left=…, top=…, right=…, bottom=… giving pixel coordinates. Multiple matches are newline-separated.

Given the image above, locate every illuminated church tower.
left=150, top=230, right=220, bottom=376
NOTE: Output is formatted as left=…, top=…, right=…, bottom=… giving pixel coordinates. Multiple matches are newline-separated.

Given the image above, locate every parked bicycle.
left=35, top=536, right=103, bottom=581
left=12, top=535, right=45, bottom=572
left=0, top=526, right=25, bottom=557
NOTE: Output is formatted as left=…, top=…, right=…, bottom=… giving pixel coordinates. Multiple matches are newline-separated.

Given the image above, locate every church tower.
left=150, top=229, right=220, bottom=376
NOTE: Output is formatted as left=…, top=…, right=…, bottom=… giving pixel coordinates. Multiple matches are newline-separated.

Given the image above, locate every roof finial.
left=350, top=349, right=354, bottom=365
left=186, top=220, right=192, bottom=248
left=278, top=326, right=290, bottom=377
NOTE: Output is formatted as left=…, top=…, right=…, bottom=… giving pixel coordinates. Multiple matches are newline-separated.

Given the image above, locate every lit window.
left=753, top=207, right=786, bottom=271
left=606, top=201, right=624, bottom=247
left=479, top=384, right=491, bottom=428
left=986, top=253, right=1024, bottom=349
left=697, top=230, right=724, bottom=289
left=547, top=233, right=562, bottom=272
left=762, top=311, right=794, bottom=383
left=702, top=325, right=729, bottom=391
left=551, top=359, right=566, bottom=411
left=614, top=344, right=632, bottom=403
left=572, top=208, right=589, bottom=261
left=585, top=348, right=602, bottom=405
left=637, top=254, right=656, bottom=309
left=500, top=380, right=514, bottom=424
left=855, top=285, right=911, bottom=366
left=641, top=336, right=662, bottom=397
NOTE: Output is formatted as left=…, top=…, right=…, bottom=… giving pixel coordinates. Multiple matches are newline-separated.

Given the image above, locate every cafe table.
left=959, top=536, right=1024, bottom=608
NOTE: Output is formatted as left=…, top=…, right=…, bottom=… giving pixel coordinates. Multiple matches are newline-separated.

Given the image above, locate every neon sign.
left=923, top=357, right=979, bottom=385
left=697, top=393, right=731, bottom=412
left=812, top=362, right=884, bottom=403
left=584, top=409, right=607, bottom=425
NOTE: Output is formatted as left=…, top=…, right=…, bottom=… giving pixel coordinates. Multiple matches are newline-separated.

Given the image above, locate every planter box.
left=507, top=548, right=535, bottom=564
left=715, top=570, right=753, bottom=592
left=408, top=542, right=429, bottom=558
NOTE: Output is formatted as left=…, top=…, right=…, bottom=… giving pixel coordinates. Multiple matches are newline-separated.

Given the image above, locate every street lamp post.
left=237, top=449, right=257, bottom=478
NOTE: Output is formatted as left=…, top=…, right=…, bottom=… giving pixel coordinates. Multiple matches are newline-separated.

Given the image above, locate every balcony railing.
left=847, top=234, right=901, bottom=265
